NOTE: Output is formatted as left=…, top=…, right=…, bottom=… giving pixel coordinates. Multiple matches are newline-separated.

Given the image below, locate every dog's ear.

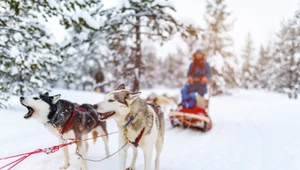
left=126, top=92, right=141, bottom=104
left=115, top=84, right=125, bottom=90
left=39, top=92, right=49, bottom=97
left=51, top=94, right=61, bottom=104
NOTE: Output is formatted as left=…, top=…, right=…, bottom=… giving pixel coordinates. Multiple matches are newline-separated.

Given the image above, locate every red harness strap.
left=59, top=105, right=86, bottom=135
left=0, top=142, right=75, bottom=170
left=129, top=127, right=146, bottom=147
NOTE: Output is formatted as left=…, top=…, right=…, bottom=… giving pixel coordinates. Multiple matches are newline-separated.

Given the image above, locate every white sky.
left=102, top=0, right=299, bottom=56
left=50, top=0, right=299, bottom=58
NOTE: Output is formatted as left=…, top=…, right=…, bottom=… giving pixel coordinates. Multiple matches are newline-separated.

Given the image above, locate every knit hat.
left=194, top=49, right=204, bottom=54
left=193, top=49, right=207, bottom=60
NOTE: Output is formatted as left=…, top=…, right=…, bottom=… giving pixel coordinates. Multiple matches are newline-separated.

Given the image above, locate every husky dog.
left=20, top=92, right=110, bottom=170
left=145, top=93, right=178, bottom=114
left=93, top=84, right=165, bottom=170
left=145, top=93, right=178, bottom=105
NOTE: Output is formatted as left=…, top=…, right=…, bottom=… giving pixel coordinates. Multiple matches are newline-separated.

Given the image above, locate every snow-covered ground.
left=0, top=89, right=299, bottom=170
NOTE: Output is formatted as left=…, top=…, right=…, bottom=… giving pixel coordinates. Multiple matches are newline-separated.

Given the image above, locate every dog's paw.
left=59, top=163, right=70, bottom=169
left=126, top=167, right=135, bottom=170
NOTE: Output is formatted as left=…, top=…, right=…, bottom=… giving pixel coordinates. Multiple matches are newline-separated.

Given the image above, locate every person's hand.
left=201, top=76, right=208, bottom=84
left=187, top=76, right=194, bottom=84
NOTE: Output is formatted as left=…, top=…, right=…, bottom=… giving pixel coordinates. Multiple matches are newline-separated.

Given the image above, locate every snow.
left=1, top=88, right=300, bottom=170
left=209, top=52, right=224, bottom=73
left=77, top=11, right=101, bottom=30
left=10, top=46, right=19, bottom=58
left=116, top=0, right=130, bottom=9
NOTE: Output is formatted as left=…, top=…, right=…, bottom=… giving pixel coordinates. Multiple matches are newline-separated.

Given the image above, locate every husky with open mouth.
left=93, top=84, right=165, bottom=170
left=20, top=92, right=110, bottom=170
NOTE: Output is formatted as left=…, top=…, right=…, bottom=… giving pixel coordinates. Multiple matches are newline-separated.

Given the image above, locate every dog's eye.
left=108, top=99, right=115, bottom=102
left=33, top=97, right=40, bottom=100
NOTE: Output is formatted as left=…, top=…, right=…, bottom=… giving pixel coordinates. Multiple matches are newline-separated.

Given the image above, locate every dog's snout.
left=20, top=97, right=25, bottom=101
left=93, top=104, right=98, bottom=110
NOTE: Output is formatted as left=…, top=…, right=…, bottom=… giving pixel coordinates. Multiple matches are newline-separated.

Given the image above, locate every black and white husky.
left=93, top=84, right=165, bottom=170
left=20, top=92, right=110, bottom=170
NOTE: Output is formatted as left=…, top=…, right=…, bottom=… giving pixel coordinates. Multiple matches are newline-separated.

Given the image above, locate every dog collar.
left=124, top=115, right=134, bottom=127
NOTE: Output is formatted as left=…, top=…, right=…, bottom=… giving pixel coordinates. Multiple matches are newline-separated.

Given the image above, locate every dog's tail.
left=92, top=130, right=98, bottom=144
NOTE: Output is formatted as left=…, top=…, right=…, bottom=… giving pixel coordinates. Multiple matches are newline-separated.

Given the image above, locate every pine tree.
left=0, top=0, right=61, bottom=103
left=202, top=0, right=238, bottom=95
left=256, top=45, right=272, bottom=89
left=183, top=24, right=203, bottom=55
left=0, top=0, right=114, bottom=107
left=139, top=45, right=188, bottom=89
left=294, top=8, right=300, bottom=96
left=274, top=19, right=299, bottom=98
left=139, top=45, right=158, bottom=89
left=51, top=0, right=110, bottom=89
left=241, top=33, right=257, bottom=89
left=163, top=50, right=187, bottom=88
left=103, top=0, right=193, bottom=91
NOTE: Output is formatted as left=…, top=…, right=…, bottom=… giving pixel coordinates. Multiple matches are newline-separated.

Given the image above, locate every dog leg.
left=119, top=135, right=128, bottom=170
left=143, top=144, right=154, bottom=170
left=77, top=137, right=88, bottom=170
left=97, top=125, right=110, bottom=157
left=59, top=139, right=70, bottom=170
left=155, top=138, right=163, bottom=170
left=126, top=146, right=138, bottom=170
left=85, top=141, right=89, bottom=152
left=102, top=135, right=110, bottom=157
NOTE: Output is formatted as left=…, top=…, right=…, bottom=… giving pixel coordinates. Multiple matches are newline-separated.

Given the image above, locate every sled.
left=169, top=106, right=212, bottom=132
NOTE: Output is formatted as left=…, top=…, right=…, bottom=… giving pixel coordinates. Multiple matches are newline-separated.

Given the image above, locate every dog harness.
left=59, top=105, right=86, bottom=135
left=123, top=115, right=146, bottom=147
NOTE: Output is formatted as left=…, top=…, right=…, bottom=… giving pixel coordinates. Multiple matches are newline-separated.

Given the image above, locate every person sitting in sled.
left=181, top=49, right=212, bottom=108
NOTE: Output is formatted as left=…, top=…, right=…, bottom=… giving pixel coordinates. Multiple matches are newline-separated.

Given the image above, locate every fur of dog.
left=145, top=93, right=177, bottom=105
left=93, top=84, right=165, bottom=170
left=145, top=93, right=178, bottom=113
left=20, top=92, right=110, bottom=170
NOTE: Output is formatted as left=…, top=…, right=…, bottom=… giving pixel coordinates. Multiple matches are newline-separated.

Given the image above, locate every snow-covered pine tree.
left=182, top=24, right=203, bottom=57
left=296, top=8, right=300, bottom=96
left=139, top=45, right=158, bottom=89
left=256, top=45, right=273, bottom=89
left=257, top=41, right=279, bottom=91
left=274, top=18, right=299, bottom=98
left=163, top=49, right=187, bottom=88
left=48, top=0, right=111, bottom=90
left=0, top=0, right=61, bottom=106
left=202, top=0, right=238, bottom=95
left=103, top=0, right=194, bottom=91
left=241, top=33, right=257, bottom=89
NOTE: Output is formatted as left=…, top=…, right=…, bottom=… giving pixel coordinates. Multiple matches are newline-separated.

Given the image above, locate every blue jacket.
left=185, top=61, right=212, bottom=96
left=187, top=61, right=212, bottom=79
left=181, top=84, right=197, bottom=108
